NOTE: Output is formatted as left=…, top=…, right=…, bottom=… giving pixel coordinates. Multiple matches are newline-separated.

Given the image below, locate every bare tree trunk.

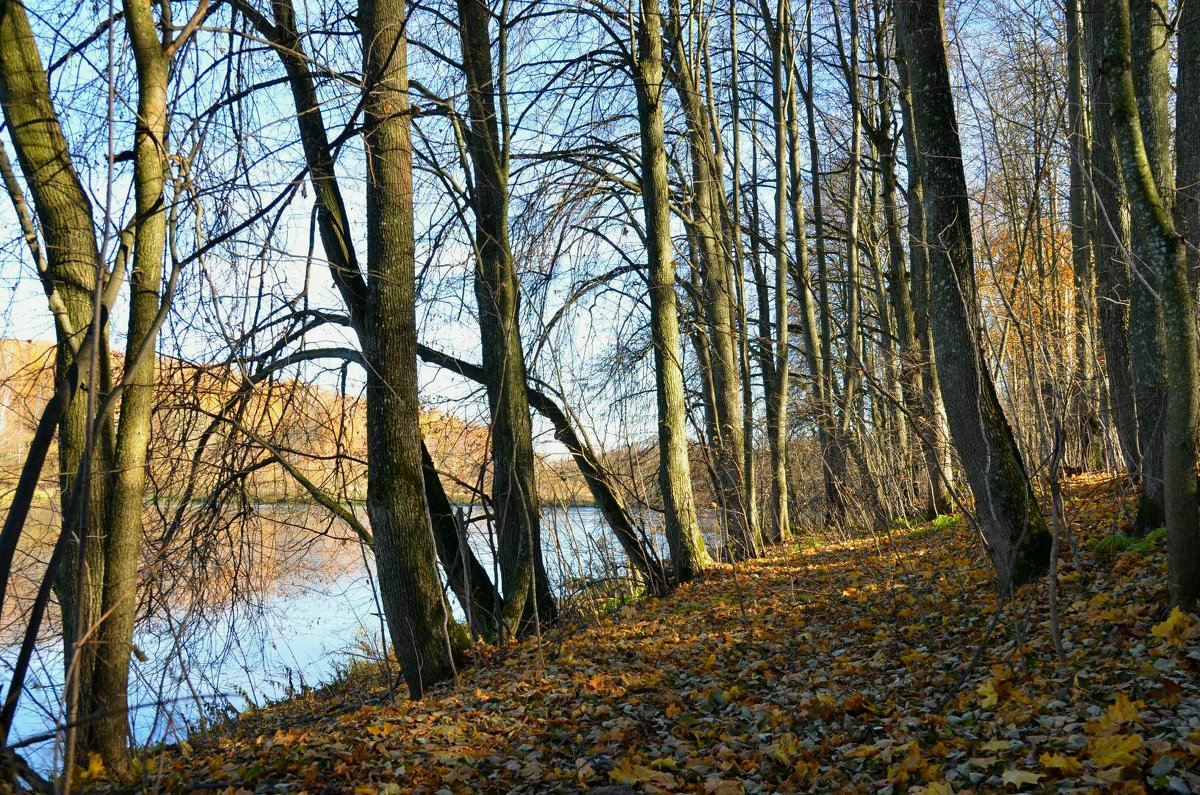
left=1084, top=0, right=1140, bottom=474
left=664, top=0, right=759, bottom=557
left=455, top=0, right=553, bottom=631
left=760, top=0, right=792, bottom=544
left=360, top=0, right=463, bottom=695
left=248, top=0, right=463, bottom=697
left=1122, top=0, right=1170, bottom=534
left=800, top=0, right=851, bottom=522
left=0, top=0, right=114, bottom=760
left=633, top=0, right=710, bottom=581
left=1104, top=0, right=1200, bottom=607
left=90, top=0, right=170, bottom=769
left=896, top=0, right=1051, bottom=589
left=895, top=47, right=954, bottom=518
left=421, top=440, right=503, bottom=640
left=874, top=19, right=923, bottom=511
left=1066, top=0, right=1101, bottom=469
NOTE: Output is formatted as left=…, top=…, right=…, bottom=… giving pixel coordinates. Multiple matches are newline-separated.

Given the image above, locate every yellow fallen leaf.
left=977, top=680, right=999, bottom=708
left=704, top=775, right=745, bottom=794
left=1152, top=607, right=1194, bottom=641
left=1001, top=767, right=1043, bottom=789
left=1089, top=733, right=1144, bottom=768
left=981, top=738, right=1013, bottom=752
left=610, top=758, right=676, bottom=789
left=1104, top=692, right=1141, bottom=728
left=1039, top=752, right=1083, bottom=776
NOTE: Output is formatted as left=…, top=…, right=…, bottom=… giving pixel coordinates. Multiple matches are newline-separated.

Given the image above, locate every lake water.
left=1, top=504, right=684, bottom=773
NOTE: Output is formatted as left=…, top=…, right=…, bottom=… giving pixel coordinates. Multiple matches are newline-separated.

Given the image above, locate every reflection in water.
left=1, top=504, right=692, bottom=771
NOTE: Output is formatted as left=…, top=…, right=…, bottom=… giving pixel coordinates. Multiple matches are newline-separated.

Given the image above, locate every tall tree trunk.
left=895, top=45, right=954, bottom=517
left=1084, top=0, right=1140, bottom=475
left=833, top=0, right=864, bottom=492
left=0, top=0, right=114, bottom=760
left=896, top=0, right=1051, bottom=589
left=360, top=0, right=462, bottom=696
left=664, top=0, right=759, bottom=557
left=1122, top=0, right=1170, bottom=534
left=875, top=23, right=923, bottom=511
left=244, top=0, right=465, bottom=695
left=633, top=0, right=710, bottom=582
left=456, top=0, right=554, bottom=632
left=1067, top=0, right=1101, bottom=469
left=765, top=0, right=792, bottom=544
left=90, top=0, right=171, bottom=769
left=1179, top=0, right=1200, bottom=288
left=1104, top=0, right=1200, bottom=606
left=730, top=0, right=762, bottom=548
left=800, top=0, right=850, bottom=522
left=783, top=24, right=825, bottom=505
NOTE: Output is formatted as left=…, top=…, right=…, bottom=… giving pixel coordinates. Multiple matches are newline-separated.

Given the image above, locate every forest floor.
left=102, top=474, right=1200, bottom=793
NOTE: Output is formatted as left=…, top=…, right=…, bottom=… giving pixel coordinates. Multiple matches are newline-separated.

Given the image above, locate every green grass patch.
left=1096, top=526, right=1165, bottom=556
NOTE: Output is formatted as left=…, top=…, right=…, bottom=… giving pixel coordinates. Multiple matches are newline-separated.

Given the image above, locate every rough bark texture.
left=90, top=0, right=170, bottom=769
left=1103, top=0, right=1200, bottom=607
left=896, top=0, right=1051, bottom=589
left=632, top=0, right=710, bottom=583
left=1066, top=0, right=1101, bottom=469
left=0, top=0, right=113, bottom=760
left=1180, top=0, right=1200, bottom=286
left=360, top=0, right=462, bottom=696
left=456, top=0, right=554, bottom=632
left=1122, top=0, right=1169, bottom=534
left=895, top=41, right=954, bottom=518
left=257, top=0, right=465, bottom=694
left=1084, top=0, right=1140, bottom=475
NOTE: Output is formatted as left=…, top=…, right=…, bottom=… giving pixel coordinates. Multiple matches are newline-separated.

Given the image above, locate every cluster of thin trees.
left=0, top=0, right=1199, bottom=783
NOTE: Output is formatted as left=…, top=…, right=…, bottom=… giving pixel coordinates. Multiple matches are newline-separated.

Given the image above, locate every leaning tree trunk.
left=414, top=343, right=670, bottom=592
left=896, top=0, right=1051, bottom=590
left=632, top=0, right=710, bottom=583
left=360, top=0, right=463, bottom=696
left=421, top=440, right=503, bottom=641
left=1104, top=0, right=1200, bottom=607
left=456, top=0, right=554, bottom=633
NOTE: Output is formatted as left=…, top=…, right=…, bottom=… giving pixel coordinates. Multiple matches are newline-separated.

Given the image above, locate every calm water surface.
left=2, top=504, right=669, bottom=771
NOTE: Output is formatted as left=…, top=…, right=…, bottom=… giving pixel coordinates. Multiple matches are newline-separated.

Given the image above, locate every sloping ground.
left=109, top=475, right=1200, bottom=793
